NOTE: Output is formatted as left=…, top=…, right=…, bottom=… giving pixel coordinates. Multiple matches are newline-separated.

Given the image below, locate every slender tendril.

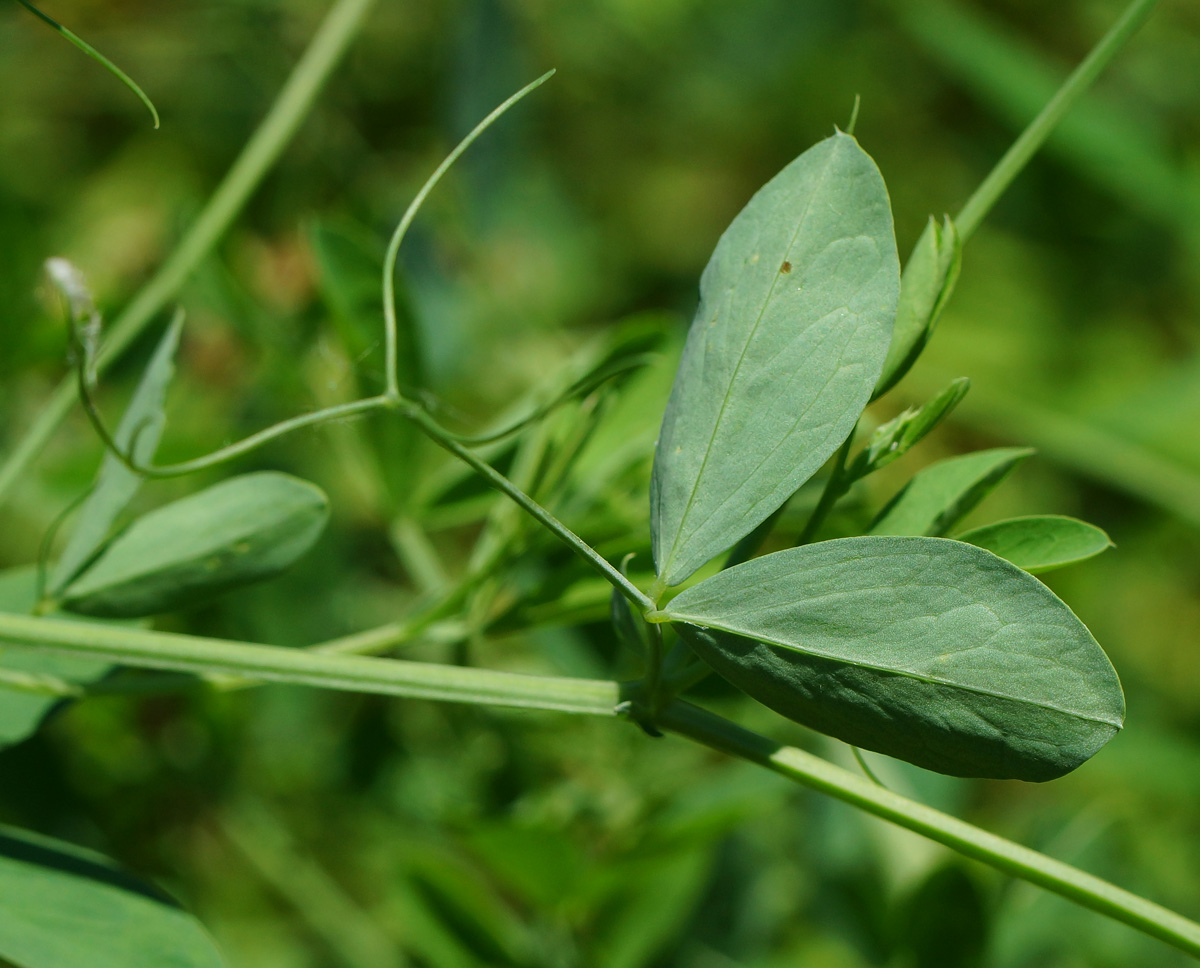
left=382, top=69, right=556, bottom=399
left=14, top=0, right=159, bottom=128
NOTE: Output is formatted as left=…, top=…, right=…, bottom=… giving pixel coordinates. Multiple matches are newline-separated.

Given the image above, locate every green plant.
left=2, top=0, right=1198, bottom=964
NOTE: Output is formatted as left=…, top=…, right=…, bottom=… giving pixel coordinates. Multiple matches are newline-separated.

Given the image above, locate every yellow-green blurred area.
left=2, top=0, right=1200, bottom=965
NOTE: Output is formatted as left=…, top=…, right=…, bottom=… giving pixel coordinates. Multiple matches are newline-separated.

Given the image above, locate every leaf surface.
left=871, top=447, right=1032, bottom=536
left=60, top=472, right=329, bottom=617
left=651, top=132, right=900, bottom=586
left=956, top=515, right=1113, bottom=574
left=0, top=824, right=224, bottom=968
left=665, top=536, right=1124, bottom=780
left=49, top=314, right=183, bottom=593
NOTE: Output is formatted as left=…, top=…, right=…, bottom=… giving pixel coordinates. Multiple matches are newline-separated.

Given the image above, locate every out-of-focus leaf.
left=568, top=315, right=682, bottom=505
left=593, top=847, right=711, bottom=968
left=901, top=0, right=1200, bottom=234
left=896, top=865, right=988, bottom=968
left=403, top=843, right=533, bottom=966
left=0, top=567, right=109, bottom=748
left=874, top=215, right=962, bottom=398
left=60, top=472, right=329, bottom=617
left=847, top=377, right=970, bottom=480
left=311, top=219, right=423, bottom=504
left=666, top=536, right=1124, bottom=780
left=651, top=132, right=899, bottom=586
left=465, top=824, right=585, bottom=912
left=870, top=447, right=1032, bottom=536
left=311, top=219, right=422, bottom=390
left=50, top=313, right=183, bottom=594
left=0, top=824, right=224, bottom=968
left=956, top=515, right=1113, bottom=574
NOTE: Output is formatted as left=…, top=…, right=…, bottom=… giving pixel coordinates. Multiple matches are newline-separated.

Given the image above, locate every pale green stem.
left=0, top=0, right=377, bottom=506
left=0, top=612, right=620, bottom=715
left=658, top=700, right=1200, bottom=961
left=403, top=404, right=655, bottom=612
left=5, top=606, right=1198, bottom=958
left=795, top=430, right=854, bottom=545
left=644, top=620, right=664, bottom=716
left=953, top=0, right=1160, bottom=242
left=382, top=70, right=555, bottom=399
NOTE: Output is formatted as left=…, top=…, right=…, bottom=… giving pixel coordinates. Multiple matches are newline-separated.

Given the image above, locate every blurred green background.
left=2, top=0, right=1200, bottom=965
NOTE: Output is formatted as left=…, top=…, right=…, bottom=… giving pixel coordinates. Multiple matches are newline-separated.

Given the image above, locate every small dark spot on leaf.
left=780, top=261, right=792, bottom=274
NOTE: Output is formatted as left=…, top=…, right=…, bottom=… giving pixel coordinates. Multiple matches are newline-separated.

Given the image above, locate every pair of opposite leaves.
left=647, top=132, right=1123, bottom=782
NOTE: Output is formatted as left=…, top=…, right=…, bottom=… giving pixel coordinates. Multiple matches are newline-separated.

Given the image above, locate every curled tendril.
left=14, top=0, right=159, bottom=128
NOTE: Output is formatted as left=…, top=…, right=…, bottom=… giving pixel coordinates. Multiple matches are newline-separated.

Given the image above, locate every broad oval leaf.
left=664, top=536, right=1124, bottom=780
left=0, top=825, right=224, bottom=968
left=956, top=515, right=1113, bottom=574
left=651, top=132, right=900, bottom=587
left=871, top=447, right=1032, bottom=537
left=60, top=472, right=329, bottom=618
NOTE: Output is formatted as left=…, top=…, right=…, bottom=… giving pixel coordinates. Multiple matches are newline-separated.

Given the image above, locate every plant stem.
left=0, top=0, right=377, bottom=506
left=6, top=605, right=1199, bottom=958
left=953, top=0, right=1160, bottom=242
left=658, top=700, right=1200, bottom=960
left=0, top=612, right=620, bottom=716
left=403, top=404, right=655, bottom=612
left=795, top=431, right=854, bottom=545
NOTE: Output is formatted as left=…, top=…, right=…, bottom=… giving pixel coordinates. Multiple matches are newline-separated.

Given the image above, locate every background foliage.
left=2, top=0, right=1200, bottom=965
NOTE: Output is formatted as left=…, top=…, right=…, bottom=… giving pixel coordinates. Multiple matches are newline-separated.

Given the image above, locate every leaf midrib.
left=665, top=609, right=1121, bottom=727
left=660, top=140, right=842, bottom=583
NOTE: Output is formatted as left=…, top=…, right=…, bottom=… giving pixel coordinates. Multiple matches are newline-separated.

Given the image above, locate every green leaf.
left=898, top=866, right=987, bottom=968
left=955, top=515, right=1114, bottom=574
left=0, top=825, right=224, bottom=968
left=651, top=131, right=900, bottom=587
left=592, top=847, right=711, bottom=968
left=665, top=536, right=1124, bottom=780
left=847, top=377, right=970, bottom=481
left=60, top=472, right=330, bottom=618
left=874, top=215, right=962, bottom=398
left=49, top=314, right=184, bottom=594
left=0, top=567, right=110, bottom=748
left=871, top=446, right=1033, bottom=536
